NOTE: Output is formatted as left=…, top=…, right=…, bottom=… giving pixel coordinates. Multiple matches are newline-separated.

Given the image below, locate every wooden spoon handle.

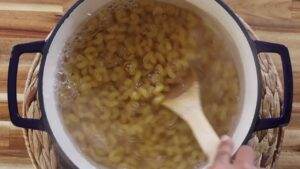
left=185, top=110, right=220, bottom=163
left=163, top=82, right=220, bottom=162
left=165, top=97, right=220, bottom=163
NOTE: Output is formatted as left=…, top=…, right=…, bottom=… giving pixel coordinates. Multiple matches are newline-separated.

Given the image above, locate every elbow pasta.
left=56, top=0, right=240, bottom=169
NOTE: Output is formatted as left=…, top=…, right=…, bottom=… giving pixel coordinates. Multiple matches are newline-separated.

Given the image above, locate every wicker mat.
left=22, top=21, right=284, bottom=169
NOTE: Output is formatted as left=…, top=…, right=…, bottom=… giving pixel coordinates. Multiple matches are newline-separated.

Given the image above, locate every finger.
left=235, top=146, right=255, bottom=165
left=214, top=135, right=234, bottom=164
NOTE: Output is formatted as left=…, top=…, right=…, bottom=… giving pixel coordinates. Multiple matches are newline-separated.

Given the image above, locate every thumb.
left=213, top=135, right=233, bottom=164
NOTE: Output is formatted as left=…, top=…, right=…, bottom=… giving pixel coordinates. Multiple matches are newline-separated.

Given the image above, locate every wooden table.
left=0, top=0, right=299, bottom=168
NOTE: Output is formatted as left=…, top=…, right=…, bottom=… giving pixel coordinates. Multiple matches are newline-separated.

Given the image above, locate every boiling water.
left=55, top=0, right=241, bottom=169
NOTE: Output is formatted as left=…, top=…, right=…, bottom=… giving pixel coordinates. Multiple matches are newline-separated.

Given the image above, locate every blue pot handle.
left=254, top=41, right=293, bottom=131
left=8, top=41, right=46, bottom=131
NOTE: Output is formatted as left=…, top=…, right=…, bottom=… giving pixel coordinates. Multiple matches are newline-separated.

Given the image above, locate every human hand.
left=209, top=136, right=257, bottom=169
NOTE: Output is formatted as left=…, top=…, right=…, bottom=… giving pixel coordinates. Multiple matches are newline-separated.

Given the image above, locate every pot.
left=8, top=0, right=293, bottom=168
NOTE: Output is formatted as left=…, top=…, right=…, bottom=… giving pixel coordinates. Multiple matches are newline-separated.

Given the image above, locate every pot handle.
left=8, top=41, right=46, bottom=131
left=254, top=41, right=293, bottom=131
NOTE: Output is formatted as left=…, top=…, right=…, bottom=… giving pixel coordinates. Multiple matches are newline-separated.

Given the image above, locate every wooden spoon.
left=162, top=71, right=220, bottom=163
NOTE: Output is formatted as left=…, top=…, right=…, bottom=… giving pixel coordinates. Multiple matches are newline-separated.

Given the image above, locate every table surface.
left=0, top=0, right=299, bottom=168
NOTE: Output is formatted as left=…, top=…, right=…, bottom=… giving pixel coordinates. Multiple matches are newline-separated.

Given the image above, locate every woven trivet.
left=22, top=21, right=284, bottom=169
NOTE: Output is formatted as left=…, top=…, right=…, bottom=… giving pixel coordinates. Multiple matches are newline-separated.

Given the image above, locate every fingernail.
left=220, top=135, right=231, bottom=142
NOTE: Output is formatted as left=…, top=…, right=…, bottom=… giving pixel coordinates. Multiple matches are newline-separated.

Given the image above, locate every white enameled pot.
left=8, top=0, right=293, bottom=168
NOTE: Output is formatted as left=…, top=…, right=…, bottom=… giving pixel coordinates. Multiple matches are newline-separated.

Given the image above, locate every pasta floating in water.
left=56, top=0, right=240, bottom=169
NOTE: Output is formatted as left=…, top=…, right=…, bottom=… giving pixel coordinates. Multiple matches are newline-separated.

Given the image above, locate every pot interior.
left=41, top=0, right=259, bottom=168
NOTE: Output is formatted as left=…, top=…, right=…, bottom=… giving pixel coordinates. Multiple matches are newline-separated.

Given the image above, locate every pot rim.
left=37, top=0, right=262, bottom=168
